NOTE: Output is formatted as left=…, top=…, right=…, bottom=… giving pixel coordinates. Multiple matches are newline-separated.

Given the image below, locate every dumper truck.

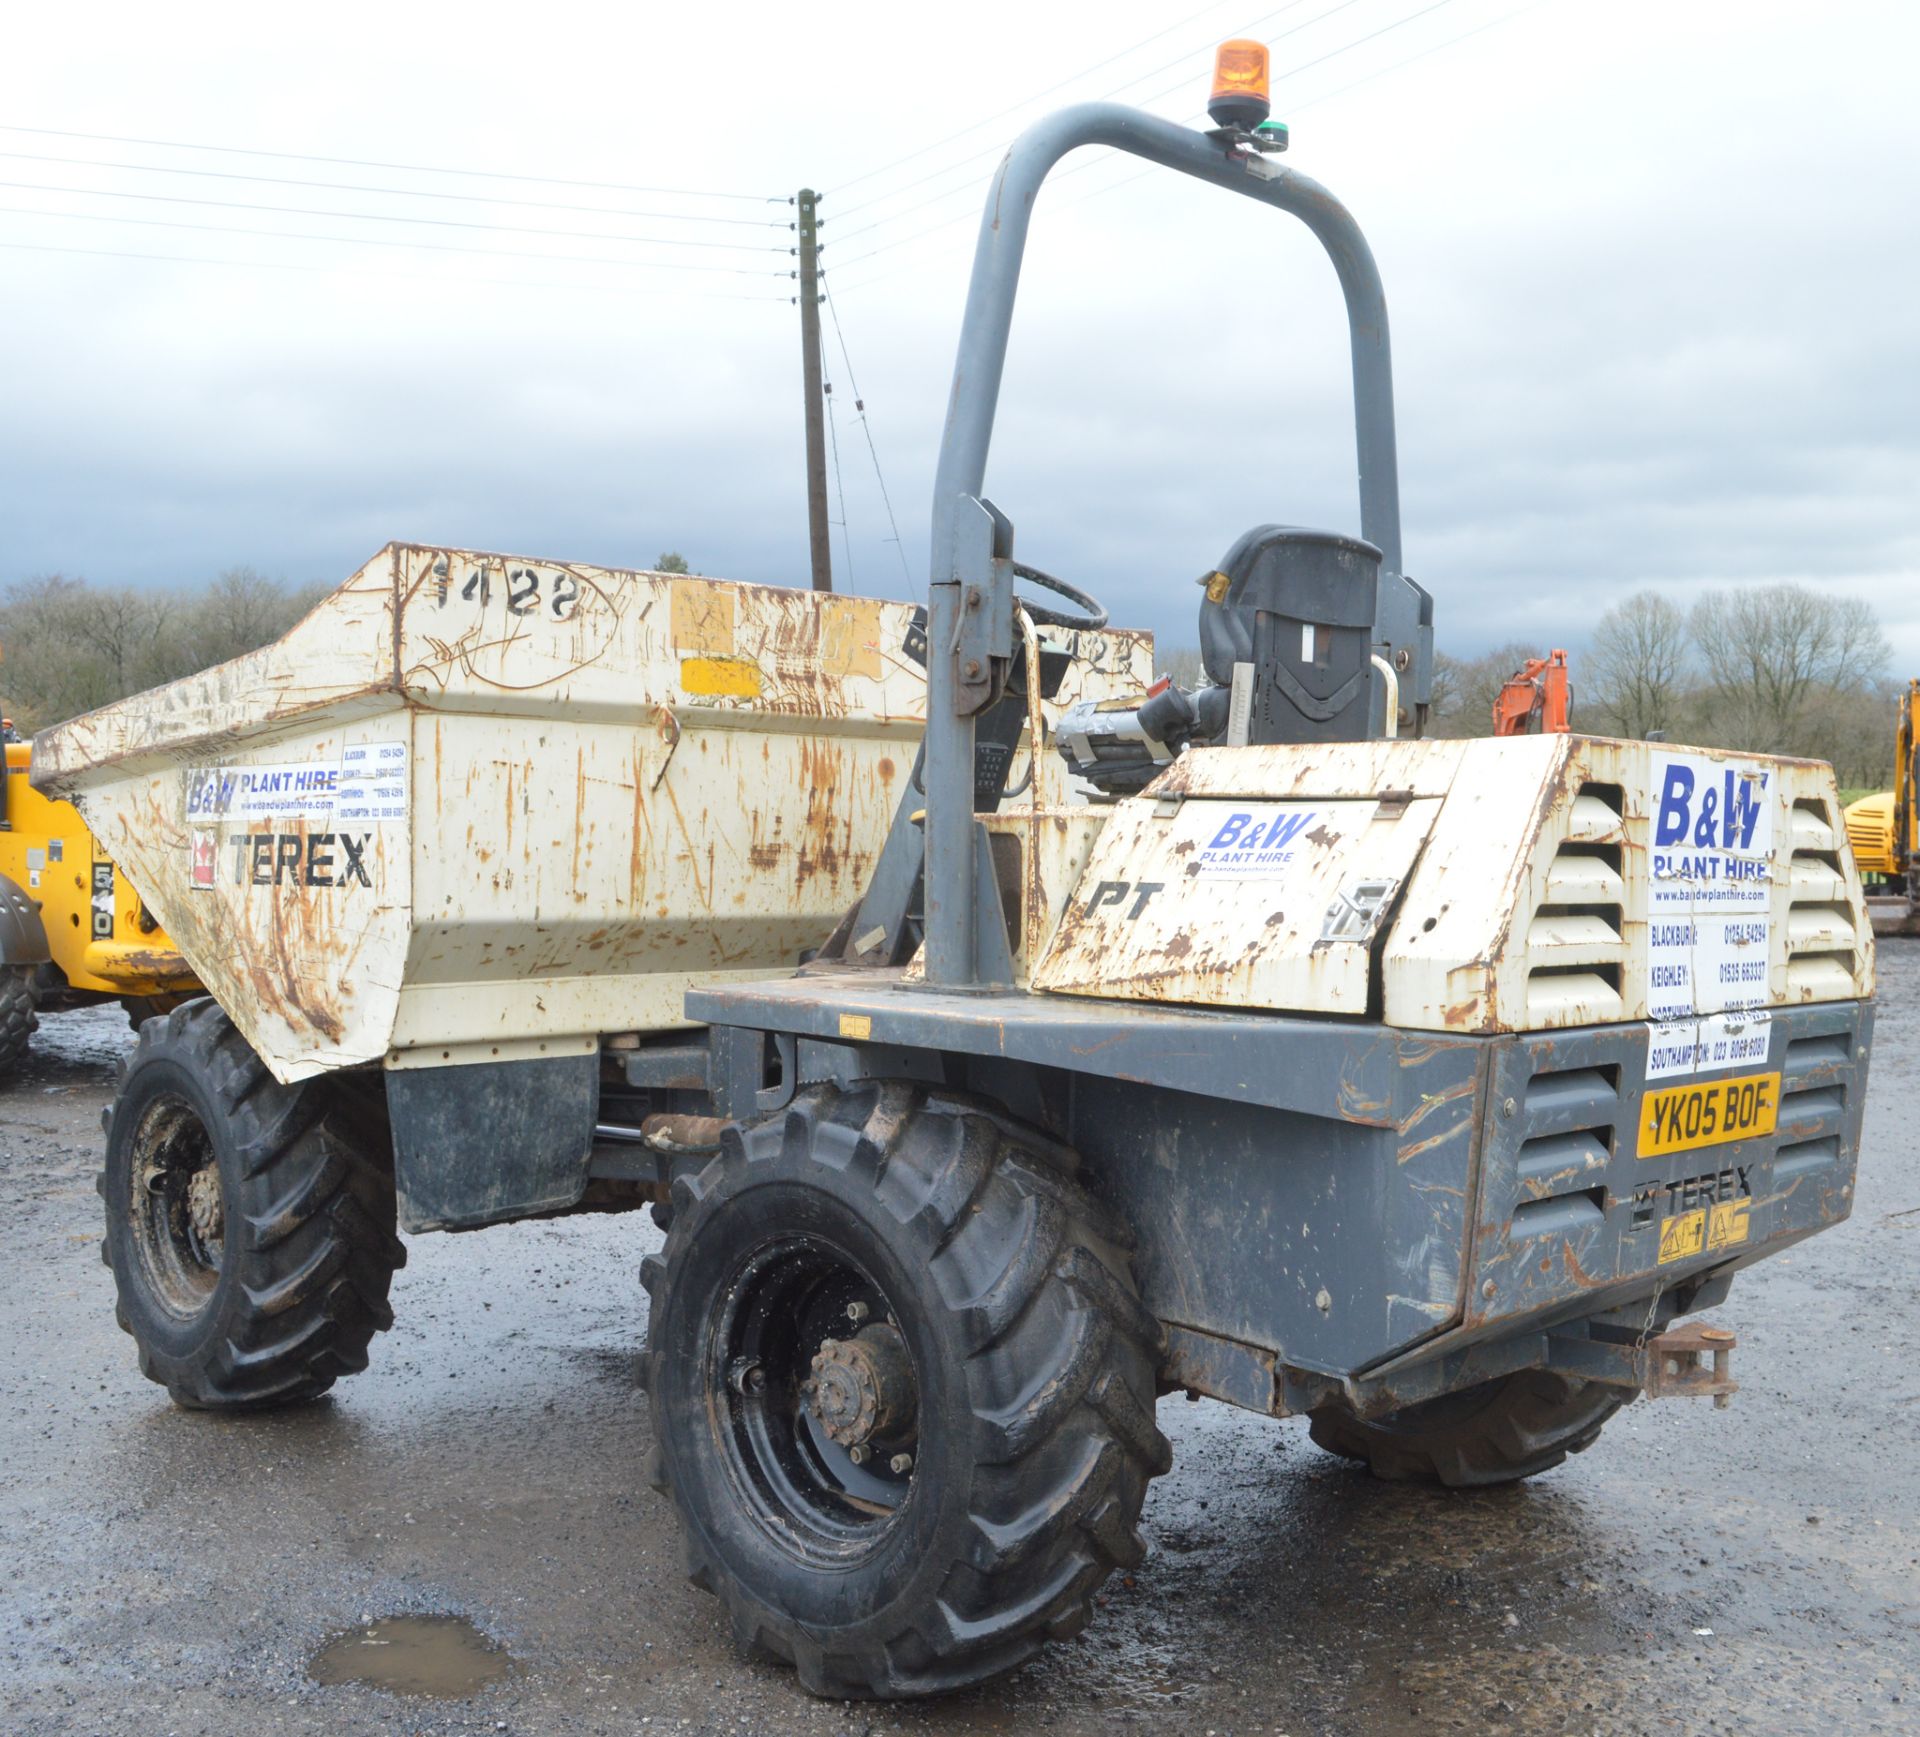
left=36, top=57, right=1876, bottom=1703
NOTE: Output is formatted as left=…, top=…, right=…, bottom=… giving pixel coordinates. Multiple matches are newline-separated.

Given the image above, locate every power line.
left=0, top=236, right=790, bottom=301
left=826, top=0, right=1253, bottom=205
left=1117, top=0, right=1457, bottom=118
left=830, top=0, right=1558, bottom=299
left=0, top=148, right=786, bottom=228
left=0, top=204, right=792, bottom=278
left=829, top=0, right=1462, bottom=280
left=823, top=379, right=856, bottom=595
left=1048, top=0, right=1542, bottom=220
left=826, top=0, right=1350, bottom=235
left=0, top=122, right=775, bottom=203
left=823, top=282, right=915, bottom=591
left=1262, top=0, right=1559, bottom=116
left=0, top=176, right=786, bottom=253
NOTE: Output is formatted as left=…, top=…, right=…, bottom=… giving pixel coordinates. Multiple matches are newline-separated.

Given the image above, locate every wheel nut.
left=889, top=1453, right=914, bottom=1475
left=846, top=1300, right=870, bottom=1324
left=848, top=1444, right=870, bottom=1466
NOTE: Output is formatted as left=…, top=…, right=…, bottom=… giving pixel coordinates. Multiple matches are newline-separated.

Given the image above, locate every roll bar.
left=921, top=102, right=1414, bottom=987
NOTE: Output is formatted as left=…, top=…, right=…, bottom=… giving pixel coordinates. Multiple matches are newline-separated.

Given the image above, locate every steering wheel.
left=1012, top=560, right=1108, bottom=631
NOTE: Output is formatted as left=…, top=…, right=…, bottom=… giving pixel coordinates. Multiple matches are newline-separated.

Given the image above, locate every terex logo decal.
left=228, top=832, right=372, bottom=888
left=1654, top=763, right=1769, bottom=851
left=1631, top=1164, right=1753, bottom=1227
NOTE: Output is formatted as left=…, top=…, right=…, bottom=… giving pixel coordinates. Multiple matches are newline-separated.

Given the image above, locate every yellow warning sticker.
left=838, top=1013, right=873, bottom=1041
left=1707, top=1198, right=1752, bottom=1253
left=679, top=656, right=763, bottom=698
left=1658, top=1208, right=1707, bottom=1265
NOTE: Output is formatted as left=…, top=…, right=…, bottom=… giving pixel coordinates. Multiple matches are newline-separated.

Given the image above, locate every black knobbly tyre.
left=0, top=963, right=38, bottom=1072
left=642, top=1082, right=1171, bottom=1699
left=1308, top=1369, right=1628, bottom=1488
left=99, top=998, right=405, bottom=1410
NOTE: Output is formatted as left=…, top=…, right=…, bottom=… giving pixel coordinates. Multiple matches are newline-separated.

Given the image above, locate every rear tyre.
left=1308, top=1369, right=1628, bottom=1488
left=643, top=1083, right=1170, bottom=1699
left=0, top=963, right=39, bottom=1071
left=99, top=998, right=405, bottom=1410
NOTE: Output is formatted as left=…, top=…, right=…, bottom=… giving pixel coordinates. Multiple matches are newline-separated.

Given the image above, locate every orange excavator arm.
left=1492, top=649, right=1572, bottom=736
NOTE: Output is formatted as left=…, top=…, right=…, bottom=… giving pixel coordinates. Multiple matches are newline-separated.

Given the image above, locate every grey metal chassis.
left=686, top=976, right=1870, bottom=1421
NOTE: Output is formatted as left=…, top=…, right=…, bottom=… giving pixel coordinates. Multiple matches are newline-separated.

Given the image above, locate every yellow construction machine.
left=0, top=728, right=199, bottom=1070
left=1842, top=678, right=1918, bottom=935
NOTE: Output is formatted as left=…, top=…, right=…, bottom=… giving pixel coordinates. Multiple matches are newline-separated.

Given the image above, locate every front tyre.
left=99, top=999, right=405, bottom=1409
left=0, top=962, right=38, bottom=1071
left=1309, top=1369, right=1628, bottom=1488
left=643, top=1083, right=1170, bottom=1699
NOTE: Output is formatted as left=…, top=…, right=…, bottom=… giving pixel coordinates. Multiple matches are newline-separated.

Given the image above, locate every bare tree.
left=72, top=585, right=175, bottom=698
left=1583, top=591, right=1692, bottom=739
left=0, top=570, right=326, bottom=732
left=0, top=575, right=169, bottom=724
left=1157, top=645, right=1205, bottom=690
left=1687, top=583, right=1889, bottom=756
left=1423, top=651, right=1458, bottom=734
left=1819, top=676, right=1902, bottom=791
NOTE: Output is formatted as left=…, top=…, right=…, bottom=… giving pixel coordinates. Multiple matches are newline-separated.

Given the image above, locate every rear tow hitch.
left=1543, top=1320, right=1739, bottom=1408
left=1643, top=1322, right=1738, bottom=1409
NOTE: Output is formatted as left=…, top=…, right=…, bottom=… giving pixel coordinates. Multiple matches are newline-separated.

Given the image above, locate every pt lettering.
left=1084, top=879, right=1163, bottom=920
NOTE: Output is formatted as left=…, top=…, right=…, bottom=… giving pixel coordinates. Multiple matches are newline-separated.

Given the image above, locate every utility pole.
left=795, top=188, right=832, bottom=593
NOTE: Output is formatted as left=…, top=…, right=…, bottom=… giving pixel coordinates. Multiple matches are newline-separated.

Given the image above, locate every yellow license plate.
left=1638, top=1070, right=1781, bottom=1159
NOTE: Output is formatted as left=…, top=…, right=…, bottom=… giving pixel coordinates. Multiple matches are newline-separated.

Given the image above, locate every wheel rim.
left=709, top=1233, right=920, bottom=1567
left=126, top=1093, right=225, bottom=1317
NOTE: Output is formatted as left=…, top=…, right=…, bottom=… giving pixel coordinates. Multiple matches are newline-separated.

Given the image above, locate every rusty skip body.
left=31, top=545, right=1151, bottom=1084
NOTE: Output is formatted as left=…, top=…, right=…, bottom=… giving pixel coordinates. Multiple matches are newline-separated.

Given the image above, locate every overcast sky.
left=4, top=0, right=1916, bottom=671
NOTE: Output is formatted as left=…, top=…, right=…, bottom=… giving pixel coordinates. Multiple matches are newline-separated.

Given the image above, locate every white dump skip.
left=34, top=544, right=1152, bottom=1080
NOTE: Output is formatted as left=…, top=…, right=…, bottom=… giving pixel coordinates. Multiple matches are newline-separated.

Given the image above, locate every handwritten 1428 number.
left=433, top=558, right=579, bottom=620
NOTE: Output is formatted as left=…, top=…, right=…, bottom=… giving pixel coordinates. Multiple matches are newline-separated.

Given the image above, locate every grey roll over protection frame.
left=919, top=101, right=1425, bottom=987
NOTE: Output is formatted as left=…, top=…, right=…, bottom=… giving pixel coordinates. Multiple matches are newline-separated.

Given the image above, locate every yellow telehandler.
left=1842, top=677, right=1918, bottom=934
left=0, top=725, right=200, bottom=1069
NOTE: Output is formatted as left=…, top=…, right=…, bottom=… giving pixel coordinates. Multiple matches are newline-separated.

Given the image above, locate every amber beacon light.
left=1208, top=39, right=1271, bottom=130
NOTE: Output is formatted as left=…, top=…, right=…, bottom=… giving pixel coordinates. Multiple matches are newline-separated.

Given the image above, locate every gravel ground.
left=1, top=957, right=1915, bottom=1737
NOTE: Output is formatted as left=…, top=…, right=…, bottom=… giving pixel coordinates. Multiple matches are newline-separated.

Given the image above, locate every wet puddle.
left=309, top=1614, right=512, bottom=1698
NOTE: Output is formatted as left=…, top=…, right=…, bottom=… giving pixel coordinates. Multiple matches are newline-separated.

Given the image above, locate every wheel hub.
left=802, top=1323, right=915, bottom=1449
left=186, top=1164, right=224, bottom=1251
left=128, top=1094, right=224, bottom=1317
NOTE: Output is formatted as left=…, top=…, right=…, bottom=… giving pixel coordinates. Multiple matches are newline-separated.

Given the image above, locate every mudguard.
left=0, top=873, right=52, bottom=967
